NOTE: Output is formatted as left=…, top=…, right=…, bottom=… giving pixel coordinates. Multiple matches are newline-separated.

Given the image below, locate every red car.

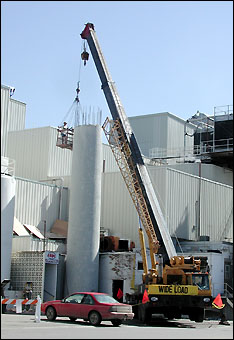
left=41, top=292, right=134, bottom=326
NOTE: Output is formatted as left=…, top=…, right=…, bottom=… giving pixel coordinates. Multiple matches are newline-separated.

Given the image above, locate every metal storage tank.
left=99, top=252, right=136, bottom=301
left=66, top=125, right=102, bottom=293
left=1, top=173, right=16, bottom=282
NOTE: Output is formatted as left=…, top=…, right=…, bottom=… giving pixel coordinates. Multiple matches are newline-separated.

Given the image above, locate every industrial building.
left=1, top=84, right=233, bottom=309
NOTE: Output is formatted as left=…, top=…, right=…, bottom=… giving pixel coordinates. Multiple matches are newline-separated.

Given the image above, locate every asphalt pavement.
left=1, top=313, right=233, bottom=339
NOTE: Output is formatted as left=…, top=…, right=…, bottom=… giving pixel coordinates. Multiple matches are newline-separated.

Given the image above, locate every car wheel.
left=111, top=319, right=122, bottom=327
left=46, top=306, right=57, bottom=321
left=88, top=311, right=101, bottom=326
left=69, top=317, right=77, bottom=322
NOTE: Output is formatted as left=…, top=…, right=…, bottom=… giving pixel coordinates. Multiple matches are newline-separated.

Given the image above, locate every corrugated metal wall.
left=101, top=166, right=233, bottom=247
left=7, top=127, right=73, bottom=181
left=102, top=143, right=119, bottom=172
left=8, top=99, right=26, bottom=132
left=129, top=112, right=196, bottom=160
left=101, top=171, right=140, bottom=246
left=1, top=85, right=26, bottom=157
left=14, top=177, right=68, bottom=232
left=129, top=113, right=168, bottom=157
left=1, top=86, right=10, bottom=156
left=47, top=127, right=73, bottom=177
left=7, top=128, right=50, bottom=180
left=170, top=163, right=233, bottom=186
left=12, top=236, right=66, bottom=253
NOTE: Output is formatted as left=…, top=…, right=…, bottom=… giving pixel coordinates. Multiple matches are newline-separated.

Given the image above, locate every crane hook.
left=81, top=42, right=89, bottom=66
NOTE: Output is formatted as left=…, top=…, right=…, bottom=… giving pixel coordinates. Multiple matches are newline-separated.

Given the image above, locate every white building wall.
left=129, top=112, right=195, bottom=160
left=14, top=177, right=68, bottom=232
left=129, top=113, right=168, bottom=157
left=7, top=127, right=73, bottom=181
left=170, top=163, right=233, bottom=187
left=8, top=99, right=26, bottom=132
left=101, top=171, right=140, bottom=247
left=1, top=86, right=10, bottom=157
left=12, top=236, right=66, bottom=253
left=1, top=85, right=26, bottom=157
left=101, top=166, right=233, bottom=248
left=102, top=143, right=119, bottom=173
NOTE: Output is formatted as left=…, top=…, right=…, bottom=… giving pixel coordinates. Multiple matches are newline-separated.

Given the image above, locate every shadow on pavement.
left=123, top=317, right=196, bottom=328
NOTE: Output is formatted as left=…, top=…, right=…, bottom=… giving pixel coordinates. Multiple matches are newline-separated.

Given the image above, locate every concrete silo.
left=66, top=125, right=102, bottom=294
left=1, top=173, right=16, bottom=283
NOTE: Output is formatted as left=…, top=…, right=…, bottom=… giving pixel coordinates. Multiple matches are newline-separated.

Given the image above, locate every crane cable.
left=59, top=41, right=85, bottom=128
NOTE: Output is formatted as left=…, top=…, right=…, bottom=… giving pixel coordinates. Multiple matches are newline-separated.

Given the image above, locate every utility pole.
left=43, top=220, right=46, bottom=252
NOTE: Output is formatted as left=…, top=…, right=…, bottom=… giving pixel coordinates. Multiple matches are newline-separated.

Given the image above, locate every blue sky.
left=1, top=1, right=233, bottom=131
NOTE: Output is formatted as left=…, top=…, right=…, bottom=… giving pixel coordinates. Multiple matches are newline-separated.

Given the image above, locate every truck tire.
left=189, top=308, right=204, bottom=323
left=194, top=310, right=204, bottom=323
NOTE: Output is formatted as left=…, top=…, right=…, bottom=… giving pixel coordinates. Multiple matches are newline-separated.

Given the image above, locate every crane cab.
left=56, top=125, right=74, bottom=150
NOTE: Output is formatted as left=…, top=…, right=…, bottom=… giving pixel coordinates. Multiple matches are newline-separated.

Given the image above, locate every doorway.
left=112, top=279, right=123, bottom=302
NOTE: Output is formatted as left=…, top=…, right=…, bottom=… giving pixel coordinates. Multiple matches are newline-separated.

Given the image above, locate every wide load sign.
left=148, top=285, right=198, bottom=295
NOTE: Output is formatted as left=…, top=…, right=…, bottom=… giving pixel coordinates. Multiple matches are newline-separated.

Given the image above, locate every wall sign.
left=45, top=251, right=59, bottom=264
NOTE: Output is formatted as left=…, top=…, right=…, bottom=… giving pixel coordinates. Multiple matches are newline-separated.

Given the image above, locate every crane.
left=80, top=23, right=212, bottom=323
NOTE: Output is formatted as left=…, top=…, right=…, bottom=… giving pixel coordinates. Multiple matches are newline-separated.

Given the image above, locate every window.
left=137, top=261, right=143, bottom=270
left=192, top=274, right=210, bottom=290
left=93, top=294, right=120, bottom=304
left=81, top=295, right=94, bottom=305
left=65, top=294, right=85, bottom=304
left=225, top=264, right=230, bottom=280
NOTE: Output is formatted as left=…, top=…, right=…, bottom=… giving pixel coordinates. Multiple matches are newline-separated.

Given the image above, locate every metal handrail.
left=223, top=283, right=233, bottom=298
left=149, top=137, right=233, bottom=159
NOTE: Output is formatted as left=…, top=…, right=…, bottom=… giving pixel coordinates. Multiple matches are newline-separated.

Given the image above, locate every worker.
left=58, top=122, right=68, bottom=144
left=23, top=282, right=33, bottom=311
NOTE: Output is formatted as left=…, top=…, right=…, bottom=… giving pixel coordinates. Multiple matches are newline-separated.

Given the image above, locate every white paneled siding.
left=129, top=112, right=196, bottom=159
left=101, top=166, right=233, bottom=248
left=7, top=127, right=73, bottom=181
left=102, top=143, right=119, bottom=173
left=1, top=85, right=26, bottom=157
left=14, top=177, right=68, bottom=232
left=167, top=114, right=186, bottom=155
left=1, top=86, right=10, bottom=156
left=170, top=163, right=233, bottom=187
left=129, top=113, right=168, bottom=157
left=7, top=128, right=51, bottom=180
left=8, top=99, right=26, bottom=132
left=47, top=127, right=73, bottom=177
left=12, top=236, right=66, bottom=253
left=166, top=168, right=199, bottom=240
left=101, top=171, right=140, bottom=246
left=200, top=179, right=233, bottom=242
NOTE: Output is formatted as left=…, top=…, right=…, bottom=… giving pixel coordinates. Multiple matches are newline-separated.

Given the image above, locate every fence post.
left=34, top=295, right=41, bottom=323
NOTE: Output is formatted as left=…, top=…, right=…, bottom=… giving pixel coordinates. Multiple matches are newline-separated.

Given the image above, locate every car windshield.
left=192, top=274, right=210, bottom=290
left=93, top=294, right=121, bottom=304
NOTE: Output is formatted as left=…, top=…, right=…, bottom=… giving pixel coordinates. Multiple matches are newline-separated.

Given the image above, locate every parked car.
left=41, top=292, right=134, bottom=326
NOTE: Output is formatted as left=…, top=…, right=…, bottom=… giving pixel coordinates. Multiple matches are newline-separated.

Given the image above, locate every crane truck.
left=80, top=22, right=212, bottom=323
